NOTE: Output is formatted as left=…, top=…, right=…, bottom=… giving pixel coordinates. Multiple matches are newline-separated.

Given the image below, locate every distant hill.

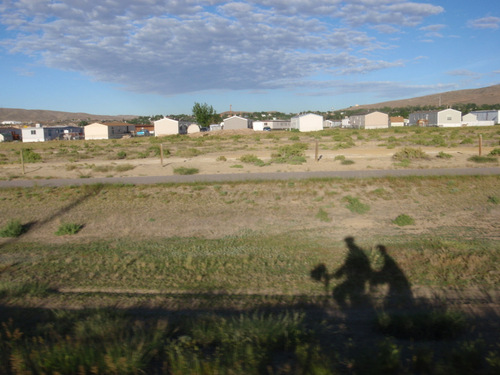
left=349, top=84, right=500, bottom=110
left=0, top=108, right=137, bottom=124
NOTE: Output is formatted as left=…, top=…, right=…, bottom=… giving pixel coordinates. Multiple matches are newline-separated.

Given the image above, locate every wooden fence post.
left=478, top=134, right=482, bottom=156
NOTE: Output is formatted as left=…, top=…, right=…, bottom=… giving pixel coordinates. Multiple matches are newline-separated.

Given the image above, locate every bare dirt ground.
left=0, top=138, right=497, bottom=181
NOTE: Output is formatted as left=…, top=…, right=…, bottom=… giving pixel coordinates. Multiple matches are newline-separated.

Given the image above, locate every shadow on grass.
left=0, top=235, right=498, bottom=374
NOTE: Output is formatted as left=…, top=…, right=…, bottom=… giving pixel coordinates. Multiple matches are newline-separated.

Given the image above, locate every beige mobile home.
left=84, top=122, right=135, bottom=140
left=350, top=111, right=389, bottom=129
left=154, top=117, right=179, bottom=136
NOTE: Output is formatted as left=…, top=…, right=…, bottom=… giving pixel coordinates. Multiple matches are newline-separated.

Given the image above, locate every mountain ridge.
left=2, top=84, right=499, bottom=123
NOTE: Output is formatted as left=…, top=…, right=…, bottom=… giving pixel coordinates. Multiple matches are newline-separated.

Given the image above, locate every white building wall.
left=84, top=123, right=111, bottom=140
left=291, top=113, right=323, bottom=132
left=364, top=112, right=389, bottom=129
left=223, top=116, right=249, bottom=130
left=22, top=127, right=46, bottom=142
left=154, top=118, right=179, bottom=136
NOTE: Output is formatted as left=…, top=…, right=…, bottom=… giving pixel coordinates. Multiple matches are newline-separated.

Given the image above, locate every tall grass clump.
left=271, top=143, right=308, bottom=164
left=392, top=214, right=415, bottom=226
left=376, top=310, right=468, bottom=340
left=239, top=154, right=266, bottom=166
left=393, top=147, right=429, bottom=161
left=0, top=219, right=24, bottom=237
left=55, top=222, right=83, bottom=236
left=343, top=195, right=370, bottom=214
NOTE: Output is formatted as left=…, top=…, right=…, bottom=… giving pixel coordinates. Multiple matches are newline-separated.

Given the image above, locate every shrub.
left=173, top=167, right=199, bottom=175
left=271, top=143, right=308, bottom=164
left=334, top=155, right=346, bottom=161
left=489, top=148, right=500, bottom=156
left=19, top=149, right=42, bottom=163
left=393, top=147, right=429, bottom=160
left=216, top=155, right=227, bottom=162
left=116, top=151, right=127, bottom=159
left=0, top=219, right=24, bottom=237
left=437, top=151, right=453, bottom=159
left=392, top=214, right=415, bottom=226
left=55, top=223, right=83, bottom=236
left=341, top=159, right=355, bottom=165
left=239, top=154, right=265, bottom=166
left=467, top=155, right=497, bottom=163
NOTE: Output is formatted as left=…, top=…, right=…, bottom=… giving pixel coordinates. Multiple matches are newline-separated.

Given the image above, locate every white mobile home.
left=290, top=113, right=323, bottom=132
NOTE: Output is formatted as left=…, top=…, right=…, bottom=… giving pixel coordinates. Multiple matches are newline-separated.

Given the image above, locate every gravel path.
left=0, top=167, right=499, bottom=187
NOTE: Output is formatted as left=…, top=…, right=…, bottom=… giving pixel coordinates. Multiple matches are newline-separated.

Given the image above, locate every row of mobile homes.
left=462, top=110, right=499, bottom=126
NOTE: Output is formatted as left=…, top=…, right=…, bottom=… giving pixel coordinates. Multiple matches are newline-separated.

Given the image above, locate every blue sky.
left=1, top=0, right=499, bottom=116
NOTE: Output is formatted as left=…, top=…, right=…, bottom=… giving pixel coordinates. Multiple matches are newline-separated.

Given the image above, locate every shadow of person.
left=371, top=245, right=413, bottom=309
left=332, top=237, right=373, bottom=310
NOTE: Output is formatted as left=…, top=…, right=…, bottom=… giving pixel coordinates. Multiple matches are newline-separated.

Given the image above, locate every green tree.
left=192, top=102, right=216, bottom=128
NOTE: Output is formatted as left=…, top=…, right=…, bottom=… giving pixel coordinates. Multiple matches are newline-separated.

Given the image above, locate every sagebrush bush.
left=393, top=147, right=429, bottom=160
left=0, top=219, right=24, bottom=237
left=55, top=222, right=83, bottom=236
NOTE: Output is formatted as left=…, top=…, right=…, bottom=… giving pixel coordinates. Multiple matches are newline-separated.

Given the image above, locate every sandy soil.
left=1, top=140, right=496, bottom=181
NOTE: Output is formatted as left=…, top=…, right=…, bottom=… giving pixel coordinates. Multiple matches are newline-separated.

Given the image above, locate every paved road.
left=1, top=167, right=499, bottom=188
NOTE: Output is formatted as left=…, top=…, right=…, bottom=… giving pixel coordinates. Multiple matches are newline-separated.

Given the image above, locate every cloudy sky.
left=1, top=0, right=499, bottom=116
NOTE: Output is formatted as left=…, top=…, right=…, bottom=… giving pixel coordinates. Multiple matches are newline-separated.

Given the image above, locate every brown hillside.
left=0, top=108, right=137, bottom=124
left=348, top=84, right=500, bottom=110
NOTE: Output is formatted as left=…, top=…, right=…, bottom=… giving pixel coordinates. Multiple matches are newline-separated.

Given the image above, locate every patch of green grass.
left=342, top=195, right=370, bottom=214
left=392, top=214, right=415, bottom=226
left=230, top=164, right=244, bottom=168
left=0, top=219, right=24, bottom=237
left=315, top=208, right=331, bottom=222
left=114, top=164, right=135, bottom=172
left=216, top=155, right=227, bottom=161
left=467, top=155, right=497, bottom=163
left=376, top=310, right=468, bottom=340
left=437, top=151, right=453, bottom=159
left=116, top=150, right=127, bottom=159
left=489, top=148, right=500, bottom=156
left=341, top=159, right=355, bottom=165
left=487, top=195, right=499, bottom=204
left=19, top=148, right=42, bottom=163
left=173, top=167, right=199, bottom=175
left=334, top=155, right=346, bottom=161
left=55, top=222, right=83, bottom=236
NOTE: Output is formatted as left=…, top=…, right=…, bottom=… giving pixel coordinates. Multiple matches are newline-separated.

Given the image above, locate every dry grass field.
left=0, top=126, right=499, bottom=374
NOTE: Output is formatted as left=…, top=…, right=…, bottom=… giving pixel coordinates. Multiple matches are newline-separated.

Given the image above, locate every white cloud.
left=0, top=0, right=445, bottom=96
left=467, top=16, right=500, bottom=30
